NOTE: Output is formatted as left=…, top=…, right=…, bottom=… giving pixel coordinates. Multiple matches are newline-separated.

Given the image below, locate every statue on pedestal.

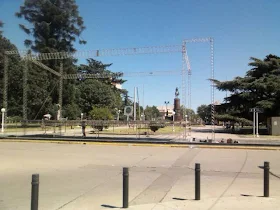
left=175, top=87, right=179, bottom=98
left=174, top=87, right=182, bottom=121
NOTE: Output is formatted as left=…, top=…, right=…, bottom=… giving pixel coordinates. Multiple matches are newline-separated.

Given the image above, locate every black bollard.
left=264, top=162, right=270, bottom=197
left=123, top=167, right=129, bottom=208
left=195, top=163, right=201, bottom=200
left=31, top=174, right=39, bottom=210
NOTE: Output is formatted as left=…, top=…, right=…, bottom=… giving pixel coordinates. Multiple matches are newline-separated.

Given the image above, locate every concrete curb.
left=1, top=138, right=280, bottom=150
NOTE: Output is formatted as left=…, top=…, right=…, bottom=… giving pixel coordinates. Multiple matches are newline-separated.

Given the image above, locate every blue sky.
left=1, top=0, right=280, bottom=112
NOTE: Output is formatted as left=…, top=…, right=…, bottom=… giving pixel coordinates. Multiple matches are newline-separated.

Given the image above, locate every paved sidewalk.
left=1, top=142, right=280, bottom=210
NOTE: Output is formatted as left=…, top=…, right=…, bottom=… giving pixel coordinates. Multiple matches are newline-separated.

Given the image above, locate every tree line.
left=0, top=0, right=132, bottom=121
left=0, top=0, right=199, bottom=122
left=197, top=54, right=280, bottom=125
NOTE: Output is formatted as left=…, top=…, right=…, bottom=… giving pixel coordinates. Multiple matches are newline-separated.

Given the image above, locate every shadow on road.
left=101, top=204, right=120, bottom=208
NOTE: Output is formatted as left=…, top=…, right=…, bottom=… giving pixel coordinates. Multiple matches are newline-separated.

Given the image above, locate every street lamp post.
left=81, top=113, right=83, bottom=121
left=1, top=108, right=6, bottom=133
left=164, top=101, right=169, bottom=117
left=117, top=110, right=121, bottom=121
left=172, top=111, right=175, bottom=132
left=184, top=114, right=188, bottom=140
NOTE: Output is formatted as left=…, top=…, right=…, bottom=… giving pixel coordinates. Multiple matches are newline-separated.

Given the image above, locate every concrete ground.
left=0, top=141, right=280, bottom=210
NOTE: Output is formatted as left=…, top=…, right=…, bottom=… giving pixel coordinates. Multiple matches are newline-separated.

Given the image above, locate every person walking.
left=81, top=120, right=86, bottom=137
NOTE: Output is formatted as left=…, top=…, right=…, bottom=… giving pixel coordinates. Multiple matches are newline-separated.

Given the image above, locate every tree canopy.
left=6, top=0, right=128, bottom=120
left=144, top=106, right=161, bottom=120
left=0, top=26, right=23, bottom=117
left=212, top=54, right=280, bottom=123
left=197, top=104, right=211, bottom=122
left=15, top=0, right=86, bottom=53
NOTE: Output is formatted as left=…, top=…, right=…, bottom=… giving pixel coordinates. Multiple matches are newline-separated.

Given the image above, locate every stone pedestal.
left=174, top=98, right=182, bottom=121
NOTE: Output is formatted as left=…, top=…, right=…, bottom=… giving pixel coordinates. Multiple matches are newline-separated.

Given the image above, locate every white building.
left=157, top=105, right=174, bottom=119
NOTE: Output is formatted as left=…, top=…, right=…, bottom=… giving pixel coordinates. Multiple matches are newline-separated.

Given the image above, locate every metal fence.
left=1, top=120, right=280, bottom=146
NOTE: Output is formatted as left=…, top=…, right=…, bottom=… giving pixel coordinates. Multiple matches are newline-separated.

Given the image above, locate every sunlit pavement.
left=0, top=142, right=280, bottom=210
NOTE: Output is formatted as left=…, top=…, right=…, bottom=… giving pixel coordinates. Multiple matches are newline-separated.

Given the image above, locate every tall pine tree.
left=16, top=0, right=86, bottom=119
left=0, top=22, right=23, bottom=118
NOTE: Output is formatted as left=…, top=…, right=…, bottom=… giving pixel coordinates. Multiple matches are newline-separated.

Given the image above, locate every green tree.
left=77, top=59, right=126, bottom=116
left=197, top=104, right=211, bottom=123
left=78, top=79, right=121, bottom=115
left=212, top=54, right=280, bottom=123
left=63, top=103, right=81, bottom=120
left=16, top=0, right=86, bottom=52
left=78, top=58, right=126, bottom=85
left=0, top=25, right=23, bottom=118
left=15, top=0, right=87, bottom=119
left=0, top=20, right=3, bottom=35
left=144, top=106, right=161, bottom=120
left=180, top=106, right=195, bottom=119
left=89, top=107, right=113, bottom=120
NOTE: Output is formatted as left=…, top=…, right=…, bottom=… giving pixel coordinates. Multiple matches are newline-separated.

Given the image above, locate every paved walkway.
left=0, top=142, right=280, bottom=210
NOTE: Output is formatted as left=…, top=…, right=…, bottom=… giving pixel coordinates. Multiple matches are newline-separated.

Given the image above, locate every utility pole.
left=253, top=108, right=255, bottom=137
left=164, top=101, right=169, bottom=117
left=142, top=84, right=145, bottom=120
left=250, top=107, right=263, bottom=138
left=134, top=87, right=136, bottom=121
left=256, top=111, right=259, bottom=137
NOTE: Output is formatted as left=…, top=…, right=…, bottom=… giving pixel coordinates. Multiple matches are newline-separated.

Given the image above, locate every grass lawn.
left=3, top=124, right=73, bottom=133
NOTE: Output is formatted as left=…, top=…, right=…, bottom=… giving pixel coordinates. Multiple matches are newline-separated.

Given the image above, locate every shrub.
left=150, top=125, right=160, bottom=132
left=149, top=122, right=164, bottom=132
left=94, top=125, right=104, bottom=131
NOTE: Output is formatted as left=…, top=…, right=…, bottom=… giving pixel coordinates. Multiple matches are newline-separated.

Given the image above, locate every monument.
left=174, top=87, right=182, bottom=121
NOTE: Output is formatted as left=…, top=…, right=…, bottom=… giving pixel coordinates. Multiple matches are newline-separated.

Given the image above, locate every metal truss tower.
left=182, top=37, right=215, bottom=140
left=210, top=38, right=215, bottom=141
left=4, top=37, right=215, bottom=140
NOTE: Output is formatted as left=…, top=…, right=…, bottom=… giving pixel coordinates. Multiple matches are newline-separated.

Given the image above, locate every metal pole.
left=134, top=87, right=136, bottom=122
left=184, top=115, right=187, bottom=140
left=182, top=41, right=187, bottom=118
left=142, top=84, right=145, bottom=119
left=123, top=167, right=129, bottom=208
left=3, top=54, right=8, bottom=115
left=58, top=62, right=63, bottom=120
left=256, top=111, right=259, bottom=137
left=253, top=109, right=255, bottom=137
left=264, top=161, right=270, bottom=197
left=172, top=112, right=175, bottom=132
left=195, top=163, right=201, bottom=200
left=31, top=174, right=39, bottom=210
left=210, top=38, right=215, bottom=141
left=137, top=87, right=141, bottom=121
left=127, top=115, right=129, bottom=127
left=1, top=111, right=4, bottom=133
left=23, top=60, right=28, bottom=121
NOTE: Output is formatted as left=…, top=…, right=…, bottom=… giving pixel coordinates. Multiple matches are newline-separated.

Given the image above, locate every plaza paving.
left=0, top=141, right=280, bottom=209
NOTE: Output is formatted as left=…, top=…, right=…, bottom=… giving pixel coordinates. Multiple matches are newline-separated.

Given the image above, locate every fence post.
left=31, top=174, right=39, bottom=210
left=264, top=161, right=270, bottom=197
left=123, top=167, right=129, bottom=208
left=195, top=163, right=201, bottom=200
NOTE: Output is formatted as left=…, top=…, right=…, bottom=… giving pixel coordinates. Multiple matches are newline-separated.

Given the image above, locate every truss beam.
left=63, top=70, right=181, bottom=80
left=6, top=45, right=182, bottom=60
left=31, top=60, right=61, bottom=77
left=3, top=37, right=214, bottom=139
